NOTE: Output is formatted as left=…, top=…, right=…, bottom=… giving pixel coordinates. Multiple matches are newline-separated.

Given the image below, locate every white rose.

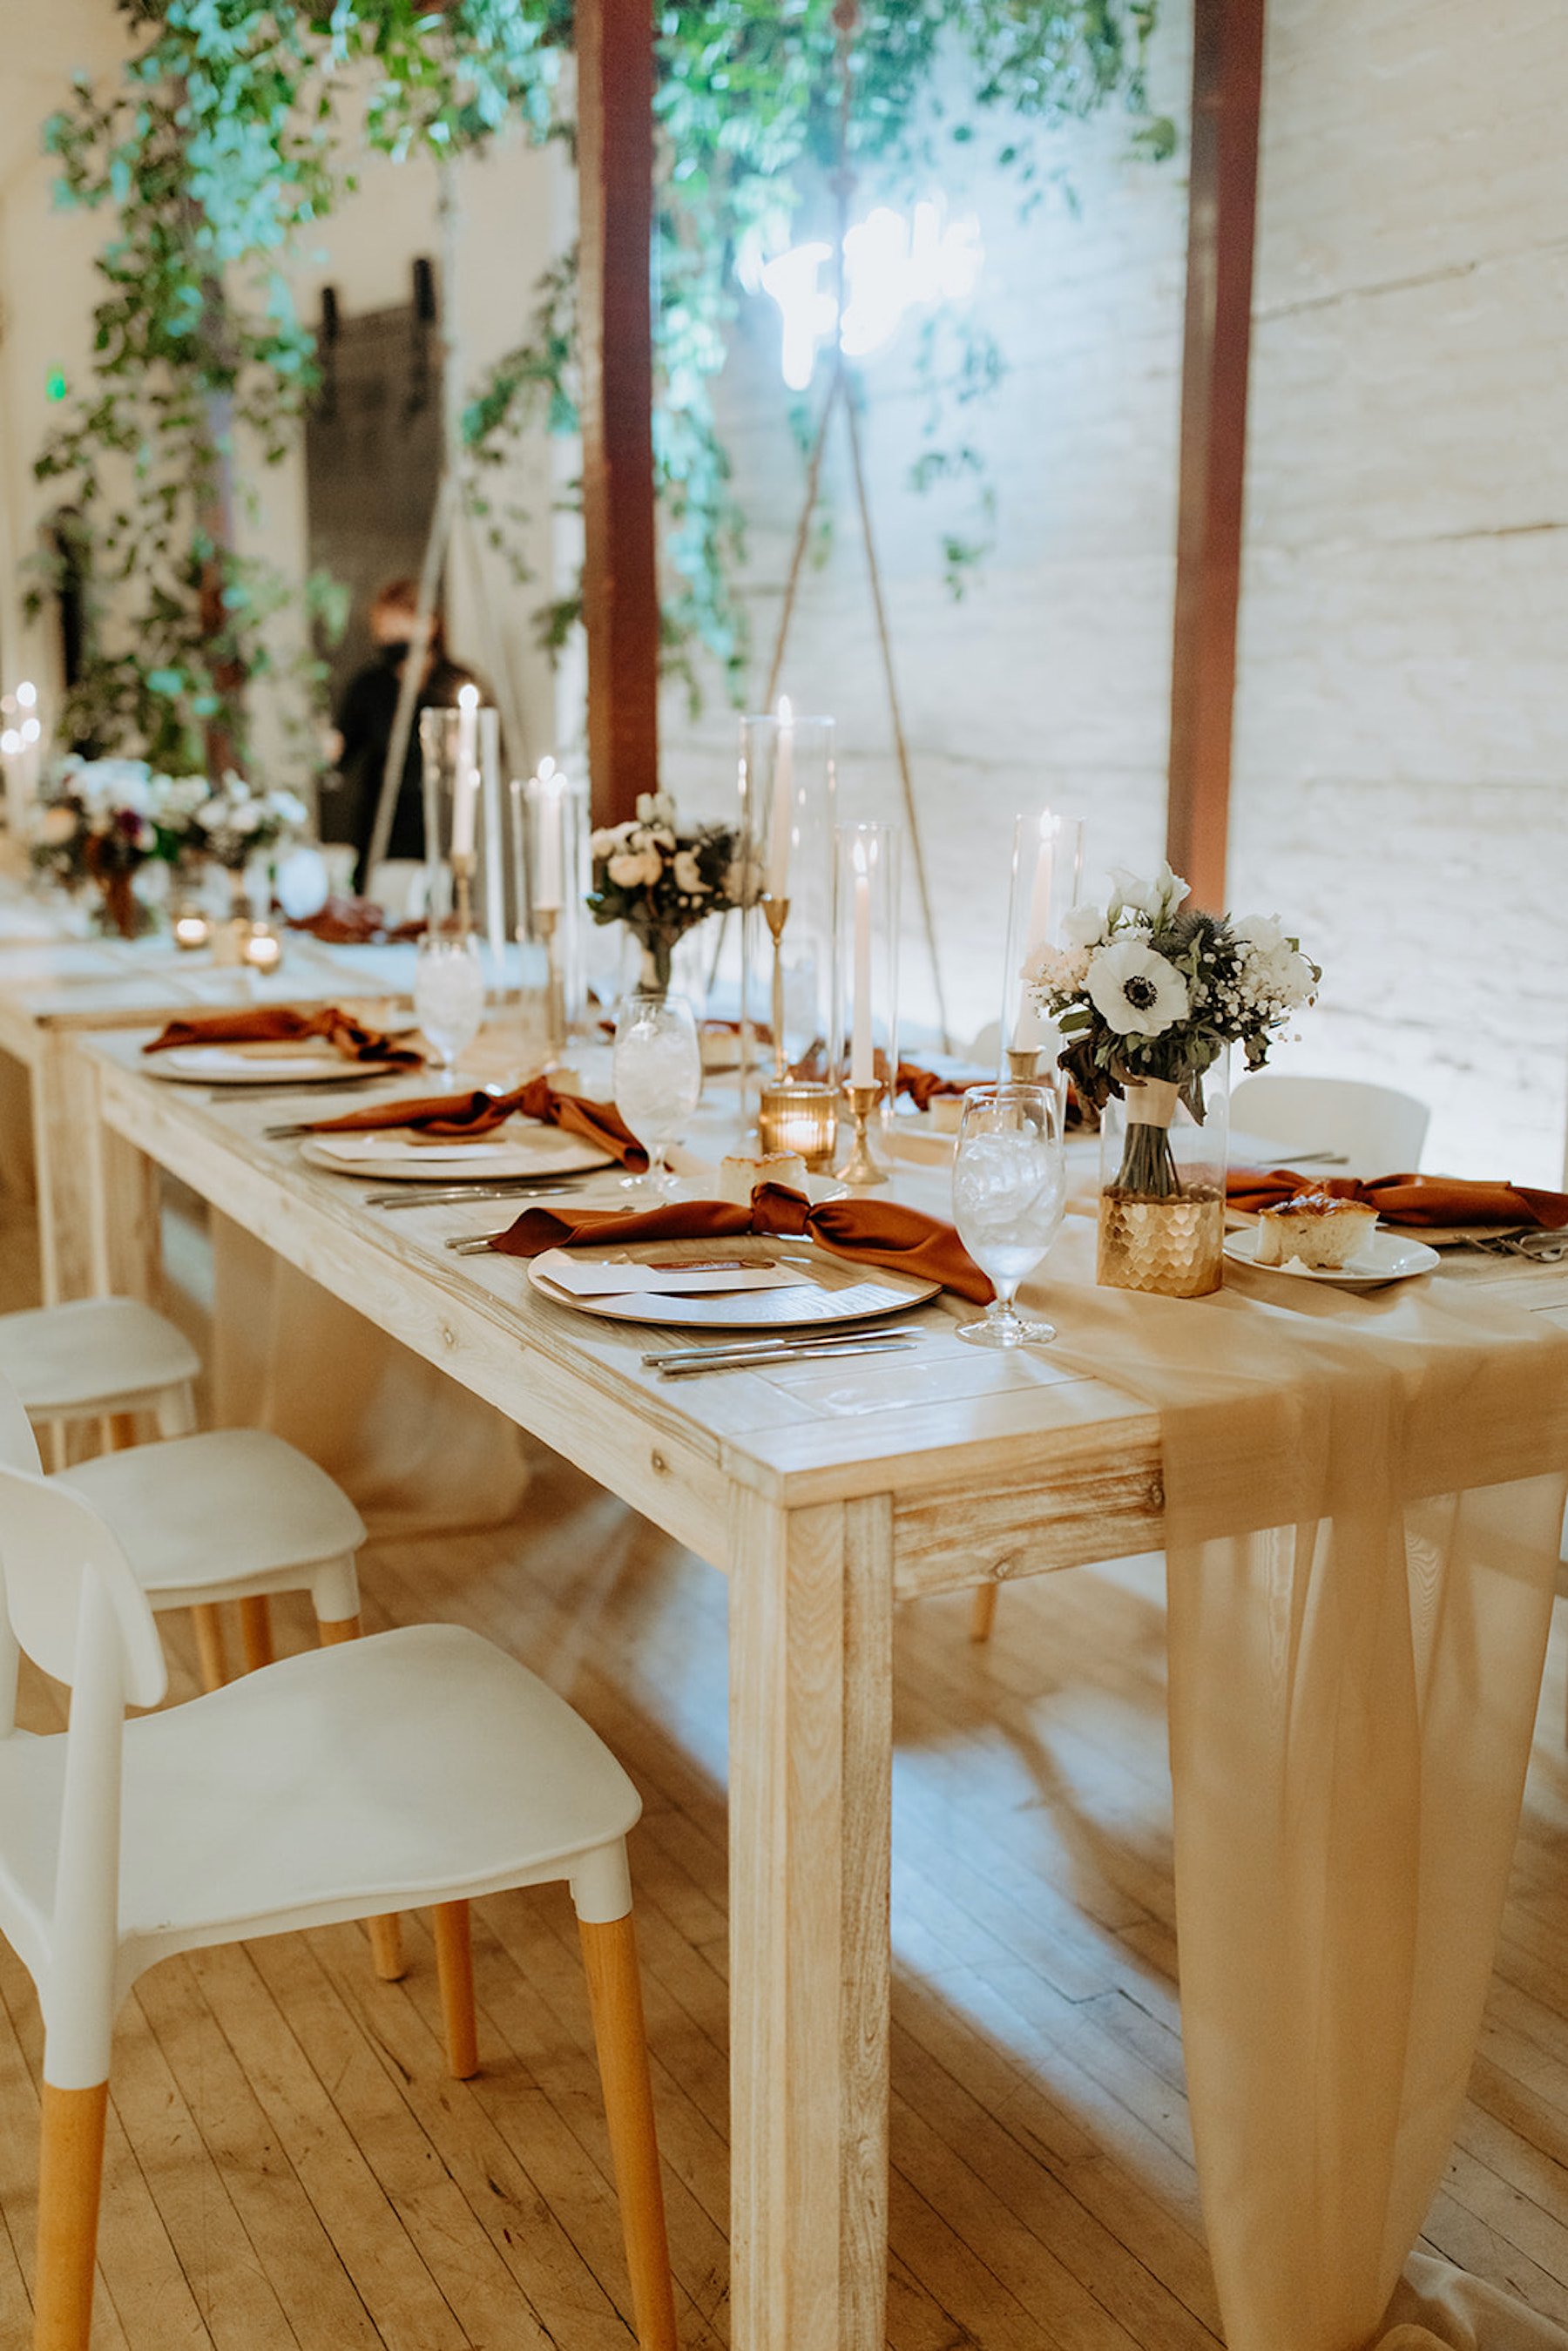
left=590, top=827, right=625, bottom=861
left=672, top=849, right=705, bottom=894
left=1233, top=913, right=1285, bottom=952
left=1061, top=902, right=1105, bottom=952
left=608, top=848, right=661, bottom=889
left=1109, top=861, right=1188, bottom=924
left=230, top=804, right=260, bottom=834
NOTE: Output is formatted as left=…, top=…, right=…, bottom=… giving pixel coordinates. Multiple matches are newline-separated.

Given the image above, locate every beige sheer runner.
left=1021, top=1221, right=1568, bottom=2351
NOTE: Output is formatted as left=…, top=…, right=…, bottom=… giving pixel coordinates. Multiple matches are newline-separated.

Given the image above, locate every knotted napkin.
left=1228, top=1165, right=1568, bottom=1230
left=490, top=1180, right=993, bottom=1302
left=143, top=1005, right=424, bottom=1067
left=301, top=1075, right=647, bottom=1168
left=287, top=894, right=424, bottom=945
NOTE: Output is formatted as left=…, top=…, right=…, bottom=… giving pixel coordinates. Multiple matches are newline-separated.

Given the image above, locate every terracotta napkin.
left=287, top=895, right=425, bottom=946
left=143, top=1005, right=425, bottom=1067
left=301, top=1075, right=647, bottom=1168
left=895, top=1060, right=980, bottom=1111
left=490, top=1180, right=993, bottom=1303
left=1227, top=1165, right=1568, bottom=1232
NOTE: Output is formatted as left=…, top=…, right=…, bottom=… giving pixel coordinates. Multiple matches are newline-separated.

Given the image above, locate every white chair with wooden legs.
left=0, top=1423, right=677, bottom=2351
left=1229, top=1072, right=1430, bottom=1179
left=0, top=1296, right=200, bottom=1447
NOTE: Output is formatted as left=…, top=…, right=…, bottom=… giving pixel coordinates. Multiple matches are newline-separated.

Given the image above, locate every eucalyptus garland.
left=32, top=0, right=1167, bottom=774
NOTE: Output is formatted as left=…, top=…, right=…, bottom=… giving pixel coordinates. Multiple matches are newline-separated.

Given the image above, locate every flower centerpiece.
left=190, top=773, right=309, bottom=875
left=1026, top=861, right=1319, bottom=1294
left=586, top=792, right=741, bottom=994
left=30, top=758, right=165, bottom=937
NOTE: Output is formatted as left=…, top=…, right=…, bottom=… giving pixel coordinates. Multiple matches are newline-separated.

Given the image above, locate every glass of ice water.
left=951, top=1083, right=1066, bottom=1348
left=612, top=990, right=703, bottom=1196
left=414, top=930, right=486, bottom=1079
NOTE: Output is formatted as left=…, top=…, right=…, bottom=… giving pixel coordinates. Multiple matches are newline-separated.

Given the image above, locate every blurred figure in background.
left=324, top=577, right=480, bottom=890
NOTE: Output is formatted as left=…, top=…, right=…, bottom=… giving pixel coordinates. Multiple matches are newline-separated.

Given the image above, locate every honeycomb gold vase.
left=1097, top=1186, right=1225, bottom=1298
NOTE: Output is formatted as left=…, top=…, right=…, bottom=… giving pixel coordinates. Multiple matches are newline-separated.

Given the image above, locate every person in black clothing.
left=326, top=578, right=480, bottom=891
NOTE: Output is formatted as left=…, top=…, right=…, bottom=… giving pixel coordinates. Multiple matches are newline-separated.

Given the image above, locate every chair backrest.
left=1231, top=1073, right=1430, bottom=1179
left=0, top=1370, right=42, bottom=1476
left=0, top=1463, right=166, bottom=1711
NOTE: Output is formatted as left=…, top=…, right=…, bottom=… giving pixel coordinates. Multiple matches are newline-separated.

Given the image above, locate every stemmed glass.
left=612, top=990, right=703, bottom=1197
left=414, top=930, right=486, bottom=1081
left=950, top=1083, right=1066, bottom=1348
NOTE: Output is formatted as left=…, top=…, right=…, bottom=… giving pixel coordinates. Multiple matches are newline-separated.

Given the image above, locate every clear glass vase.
left=1097, top=1050, right=1229, bottom=1297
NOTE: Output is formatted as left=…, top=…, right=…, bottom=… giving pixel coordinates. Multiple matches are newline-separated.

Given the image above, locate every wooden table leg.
left=36, top=1029, right=144, bottom=1306
left=727, top=1490, right=893, bottom=2351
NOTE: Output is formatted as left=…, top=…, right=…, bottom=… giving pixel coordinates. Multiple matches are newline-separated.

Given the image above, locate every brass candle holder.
left=757, top=1078, right=837, bottom=1169
left=762, top=895, right=790, bottom=1076
left=534, top=902, right=566, bottom=1059
left=1006, top=1044, right=1046, bottom=1084
left=835, top=1080, right=889, bottom=1187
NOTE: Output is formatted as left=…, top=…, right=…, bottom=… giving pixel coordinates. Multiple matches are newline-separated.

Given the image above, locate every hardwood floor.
left=4, top=1205, right=1568, bottom=2345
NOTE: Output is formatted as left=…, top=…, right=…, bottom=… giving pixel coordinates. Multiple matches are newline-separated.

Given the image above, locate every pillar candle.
left=452, top=684, right=480, bottom=859
left=767, top=696, right=794, bottom=902
left=1012, top=814, right=1055, bottom=1051
left=851, top=841, right=874, bottom=1088
left=533, top=759, right=564, bottom=911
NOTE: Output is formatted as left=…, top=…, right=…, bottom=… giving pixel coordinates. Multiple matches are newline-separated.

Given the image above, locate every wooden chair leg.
left=317, top=1613, right=363, bottom=1646
left=433, top=1902, right=479, bottom=2079
left=105, top=1412, right=139, bottom=1452
left=316, top=1615, right=403, bottom=1976
left=237, top=1596, right=274, bottom=1673
left=35, top=2079, right=109, bottom=2351
left=970, top=1583, right=999, bottom=1643
left=579, top=1913, right=677, bottom=2351
left=191, top=1604, right=228, bottom=1692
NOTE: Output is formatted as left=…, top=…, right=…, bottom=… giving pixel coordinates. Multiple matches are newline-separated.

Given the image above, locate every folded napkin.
left=489, top=1180, right=993, bottom=1303
left=895, top=1060, right=981, bottom=1111
left=287, top=895, right=424, bottom=946
left=143, top=1005, right=425, bottom=1067
left=1227, top=1166, right=1568, bottom=1232
left=302, top=1074, right=647, bottom=1168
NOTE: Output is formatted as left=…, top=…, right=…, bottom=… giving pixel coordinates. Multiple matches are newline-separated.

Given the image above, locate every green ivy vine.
left=32, top=0, right=1168, bottom=774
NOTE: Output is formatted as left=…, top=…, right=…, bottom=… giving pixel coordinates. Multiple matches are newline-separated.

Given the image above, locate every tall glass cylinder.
left=738, top=706, right=837, bottom=1117
left=518, top=759, right=590, bottom=1051
left=997, top=807, right=1085, bottom=1082
left=831, top=822, right=902, bottom=1182
left=419, top=702, right=499, bottom=938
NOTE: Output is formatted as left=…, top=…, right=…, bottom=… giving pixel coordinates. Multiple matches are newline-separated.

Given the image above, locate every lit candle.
left=451, top=683, right=480, bottom=859
left=851, top=834, right=874, bottom=1088
left=532, top=757, right=564, bottom=911
left=767, top=695, right=794, bottom=902
left=1012, top=811, right=1056, bottom=1051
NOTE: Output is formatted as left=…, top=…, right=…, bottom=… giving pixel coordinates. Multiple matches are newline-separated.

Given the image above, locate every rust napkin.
left=287, top=895, right=425, bottom=946
left=895, top=1060, right=979, bottom=1111
left=1227, top=1165, right=1568, bottom=1232
left=301, top=1075, right=647, bottom=1168
left=490, top=1180, right=993, bottom=1303
left=143, top=1005, right=425, bottom=1067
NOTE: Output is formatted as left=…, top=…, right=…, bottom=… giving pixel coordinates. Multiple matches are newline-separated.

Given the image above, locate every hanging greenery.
left=32, top=0, right=1168, bottom=772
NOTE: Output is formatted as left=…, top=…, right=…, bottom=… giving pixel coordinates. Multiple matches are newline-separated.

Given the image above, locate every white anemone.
left=1085, top=939, right=1190, bottom=1039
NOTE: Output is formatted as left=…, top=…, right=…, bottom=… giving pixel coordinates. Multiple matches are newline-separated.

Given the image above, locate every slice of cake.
left=718, top=1150, right=809, bottom=1206
left=1254, top=1191, right=1379, bottom=1270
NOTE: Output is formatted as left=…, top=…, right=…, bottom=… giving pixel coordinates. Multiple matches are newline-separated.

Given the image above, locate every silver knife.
left=654, top=1338, right=918, bottom=1378
left=643, top=1323, right=920, bottom=1365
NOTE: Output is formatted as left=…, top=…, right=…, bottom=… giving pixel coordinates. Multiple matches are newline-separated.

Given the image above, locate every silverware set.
left=369, top=1177, right=590, bottom=1211
left=643, top=1327, right=922, bottom=1378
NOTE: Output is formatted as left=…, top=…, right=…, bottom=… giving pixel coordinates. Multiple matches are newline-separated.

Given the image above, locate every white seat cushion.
left=55, top=1429, right=365, bottom=1597
left=0, top=1626, right=640, bottom=1948
left=0, top=1300, right=199, bottom=1415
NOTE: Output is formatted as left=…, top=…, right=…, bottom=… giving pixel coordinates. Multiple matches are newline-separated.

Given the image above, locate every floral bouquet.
left=190, top=774, right=309, bottom=872
left=586, top=792, right=741, bottom=991
left=1026, top=861, right=1319, bottom=1201
left=30, top=758, right=171, bottom=936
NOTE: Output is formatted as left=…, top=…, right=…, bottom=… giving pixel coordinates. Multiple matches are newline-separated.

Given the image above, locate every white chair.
left=0, top=1297, right=200, bottom=1446
left=0, top=1411, right=677, bottom=2351
left=1229, top=1073, right=1430, bottom=1179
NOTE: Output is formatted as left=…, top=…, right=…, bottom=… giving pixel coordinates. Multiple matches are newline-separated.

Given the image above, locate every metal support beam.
left=1165, top=0, right=1267, bottom=910
left=576, top=0, right=659, bottom=828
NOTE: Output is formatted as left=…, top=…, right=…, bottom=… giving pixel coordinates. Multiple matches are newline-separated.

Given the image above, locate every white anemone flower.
left=1085, top=939, right=1190, bottom=1038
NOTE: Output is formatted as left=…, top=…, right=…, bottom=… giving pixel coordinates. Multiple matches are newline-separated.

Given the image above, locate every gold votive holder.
left=835, top=1080, right=889, bottom=1187
left=172, top=911, right=210, bottom=952
left=243, top=922, right=283, bottom=974
left=758, top=1078, right=837, bottom=1170
left=1097, top=1186, right=1224, bottom=1298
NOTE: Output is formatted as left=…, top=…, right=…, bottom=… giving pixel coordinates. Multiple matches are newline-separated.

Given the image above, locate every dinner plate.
left=1223, top=1227, right=1441, bottom=1287
left=146, top=1044, right=407, bottom=1085
left=301, top=1125, right=615, bottom=1181
left=525, top=1236, right=940, bottom=1328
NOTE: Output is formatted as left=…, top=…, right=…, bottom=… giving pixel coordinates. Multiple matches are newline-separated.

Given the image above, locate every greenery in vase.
left=586, top=793, right=742, bottom=990
left=1026, top=864, right=1321, bottom=1201
left=30, top=0, right=1170, bottom=767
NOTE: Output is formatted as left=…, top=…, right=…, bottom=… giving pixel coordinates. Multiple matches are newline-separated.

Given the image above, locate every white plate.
left=524, top=1236, right=939, bottom=1328
left=300, top=1125, right=615, bottom=1181
left=146, top=1045, right=408, bottom=1085
left=1223, top=1226, right=1441, bottom=1288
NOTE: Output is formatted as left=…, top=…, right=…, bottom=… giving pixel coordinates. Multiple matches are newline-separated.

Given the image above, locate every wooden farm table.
left=0, top=929, right=416, bottom=1301
left=76, top=1028, right=1568, bottom=2351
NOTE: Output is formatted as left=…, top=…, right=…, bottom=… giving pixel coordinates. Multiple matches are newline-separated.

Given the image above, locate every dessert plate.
left=525, top=1236, right=939, bottom=1328
left=301, top=1126, right=615, bottom=1181
left=146, top=1044, right=407, bottom=1085
left=1223, top=1228, right=1441, bottom=1288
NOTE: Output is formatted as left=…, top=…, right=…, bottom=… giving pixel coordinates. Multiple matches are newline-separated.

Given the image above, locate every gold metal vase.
left=1097, top=1186, right=1225, bottom=1298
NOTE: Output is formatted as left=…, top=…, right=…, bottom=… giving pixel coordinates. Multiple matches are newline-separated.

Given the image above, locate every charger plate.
left=525, top=1235, right=940, bottom=1329
left=301, top=1126, right=614, bottom=1181
left=146, top=1044, right=408, bottom=1085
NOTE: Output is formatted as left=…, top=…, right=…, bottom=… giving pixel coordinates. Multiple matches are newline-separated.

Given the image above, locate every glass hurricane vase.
left=1097, top=1051, right=1228, bottom=1298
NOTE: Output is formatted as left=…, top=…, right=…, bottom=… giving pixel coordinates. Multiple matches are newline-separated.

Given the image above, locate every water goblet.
left=612, top=990, right=703, bottom=1197
left=415, top=929, right=485, bottom=1080
left=951, top=1083, right=1066, bottom=1348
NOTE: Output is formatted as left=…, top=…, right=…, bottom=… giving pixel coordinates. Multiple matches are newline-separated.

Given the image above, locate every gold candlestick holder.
left=762, top=895, right=790, bottom=1077
left=835, top=1080, right=889, bottom=1186
left=1006, top=1044, right=1045, bottom=1084
left=534, top=903, right=566, bottom=1058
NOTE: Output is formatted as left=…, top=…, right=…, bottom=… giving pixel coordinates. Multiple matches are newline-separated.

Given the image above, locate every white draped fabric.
left=1024, top=1221, right=1568, bottom=2351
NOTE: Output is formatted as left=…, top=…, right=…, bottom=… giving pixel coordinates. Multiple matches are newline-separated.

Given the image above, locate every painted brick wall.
left=661, top=2, right=1568, bottom=1181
